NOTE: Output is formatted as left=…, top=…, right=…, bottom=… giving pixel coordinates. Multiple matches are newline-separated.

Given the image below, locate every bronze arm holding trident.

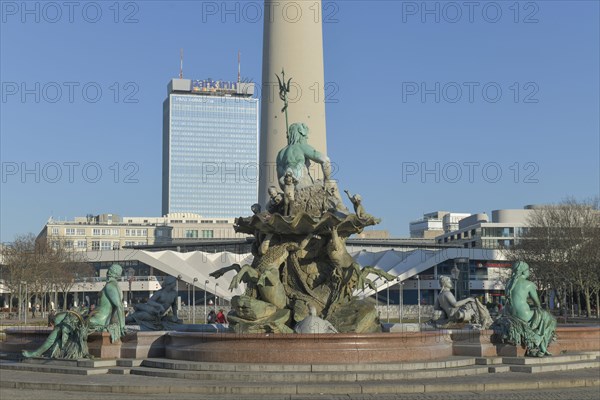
left=276, top=68, right=292, bottom=140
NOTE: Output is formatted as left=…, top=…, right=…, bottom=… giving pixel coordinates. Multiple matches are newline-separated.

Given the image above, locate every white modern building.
left=435, top=206, right=538, bottom=249
left=409, top=211, right=472, bottom=238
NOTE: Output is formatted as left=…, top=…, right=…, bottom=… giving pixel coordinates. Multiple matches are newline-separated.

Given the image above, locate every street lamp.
left=215, top=283, right=219, bottom=308
left=570, top=282, right=575, bottom=318
left=126, top=267, right=135, bottom=307
left=176, top=274, right=182, bottom=311
left=192, top=278, right=198, bottom=324
left=204, top=280, right=209, bottom=324
left=416, top=275, right=421, bottom=325
left=386, top=281, right=390, bottom=323
left=186, top=283, right=190, bottom=309
left=451, top=265, right=460, bottom=298
left=23, top=282, right=28, bottom=324
left=397, top=277, right=403, bottom=323
left=82, top=278, right=86, bottom=308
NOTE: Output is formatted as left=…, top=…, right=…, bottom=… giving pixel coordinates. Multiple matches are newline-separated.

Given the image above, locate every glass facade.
left=482, top=227, right=514, bottom=237
left=165, top=93, right=259, bottom=218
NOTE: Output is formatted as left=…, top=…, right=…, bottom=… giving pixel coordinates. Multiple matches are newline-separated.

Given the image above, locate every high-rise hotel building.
left=162, top=78, right=259, bottom=218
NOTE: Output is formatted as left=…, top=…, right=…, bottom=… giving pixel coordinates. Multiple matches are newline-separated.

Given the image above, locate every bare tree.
left=0, top=233, right=95, bottom=314
left=0, top=234, right=38, bottom=316
left=44, top=239, right=94, bottom=310
left=506, top=198, right=600, bottom=317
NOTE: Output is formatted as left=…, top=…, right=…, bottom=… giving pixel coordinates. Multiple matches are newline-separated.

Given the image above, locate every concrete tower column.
left=258, top=0, right=327, bottom=205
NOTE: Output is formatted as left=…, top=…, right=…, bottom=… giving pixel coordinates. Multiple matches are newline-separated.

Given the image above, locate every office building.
left=162, top=78, right=259, bottom=218
left=38, top=212, right=246, bottom=252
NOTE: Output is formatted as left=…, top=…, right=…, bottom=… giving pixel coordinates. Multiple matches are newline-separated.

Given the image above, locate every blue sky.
left=1, top=0, right=599, bottom=241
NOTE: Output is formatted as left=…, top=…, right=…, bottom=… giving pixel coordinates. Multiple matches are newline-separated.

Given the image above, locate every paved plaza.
left=1, top=386, right=599, bottom=400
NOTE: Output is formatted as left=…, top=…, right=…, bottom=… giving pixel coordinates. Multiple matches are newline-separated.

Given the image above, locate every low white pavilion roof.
left=136, top=247, right=504, bottom=300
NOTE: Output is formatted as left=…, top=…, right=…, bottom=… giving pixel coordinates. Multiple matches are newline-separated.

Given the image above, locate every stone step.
left=313, top=357, right=475, bottom=372
left=77, top=359, right=117, bottom=368
left=23, top=357, right=79, bottom=367
left=475, top=356, right=503, bottom=365
left=503, top=353, right=597, bottom=365
left=355, top=365, right=492, bottom=381
left=0, top=360, right=109, bottom=375
left=4, top=354, right=597, bottom=382
left=1, top=362, right=599, bottom=396
left=108, top=367, right=131, bottom=375
left=509, top=359, right=600, bottom=373
left=488, top=365, right=511, bottom=373
left=130, top=363, right=493, bottom=383
left=0, top=351, right=21, bottom=360
left=117, top=358, right=143, bottom=367
left=22, top=357, right=117, bottom=368
left=141, top=356, right=476, bottom=373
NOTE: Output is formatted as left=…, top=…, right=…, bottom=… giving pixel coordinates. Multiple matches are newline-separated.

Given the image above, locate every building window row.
left=92, top=228, right=120, bottom=236
left=185, top=230, right=198, bottom=238
left=482, top=227, right=514, bottom=238
left=65, top=228, right=87, bottom=236
left=125, top=229, right=148, bottom=237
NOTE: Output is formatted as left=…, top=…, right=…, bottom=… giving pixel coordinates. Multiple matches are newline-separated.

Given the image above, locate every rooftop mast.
left=237, top=50, right=241, bottom=83
left=179, top=48, right=184, bottom=79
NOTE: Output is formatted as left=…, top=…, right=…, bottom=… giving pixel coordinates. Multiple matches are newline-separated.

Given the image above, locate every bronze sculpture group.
left=211, top=120, right=394, bottom=333
left=21, top=70, right=557, bottom=358
left=207, top=71, right=396, bottom=333
left=432, top=263, right=556, bottom=356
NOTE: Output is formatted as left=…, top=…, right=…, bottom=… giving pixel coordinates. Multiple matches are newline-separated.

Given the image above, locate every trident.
left=276, top=68, right=292, bottom=140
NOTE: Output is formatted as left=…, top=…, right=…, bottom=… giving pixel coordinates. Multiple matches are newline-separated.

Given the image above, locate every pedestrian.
left=207, top=310, right=216, bottom=324
left=48, top=309, right=56, bottom=327
left=216, top=309, right=228, bottom=324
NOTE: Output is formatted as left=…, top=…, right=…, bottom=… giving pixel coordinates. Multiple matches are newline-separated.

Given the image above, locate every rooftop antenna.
left=237, top=50, right=241, bottom=83
left=179, top=48, right=184, bottom=79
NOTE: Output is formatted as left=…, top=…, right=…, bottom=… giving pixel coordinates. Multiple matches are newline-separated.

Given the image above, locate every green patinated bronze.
left=22, top=264, right=127, bottom=359
left=431, top=275, right=493, bottom=329
left=275, top=122, right=332, bottom=190
left=492, top=261, right=557, bottom=357
left=125, top=275, right=183, bottom=331
left=210, top=80, right=394, bottom=334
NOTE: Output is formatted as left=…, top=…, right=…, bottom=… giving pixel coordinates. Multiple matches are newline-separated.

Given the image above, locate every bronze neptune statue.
left=213, top=70, right=394, bottom=334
